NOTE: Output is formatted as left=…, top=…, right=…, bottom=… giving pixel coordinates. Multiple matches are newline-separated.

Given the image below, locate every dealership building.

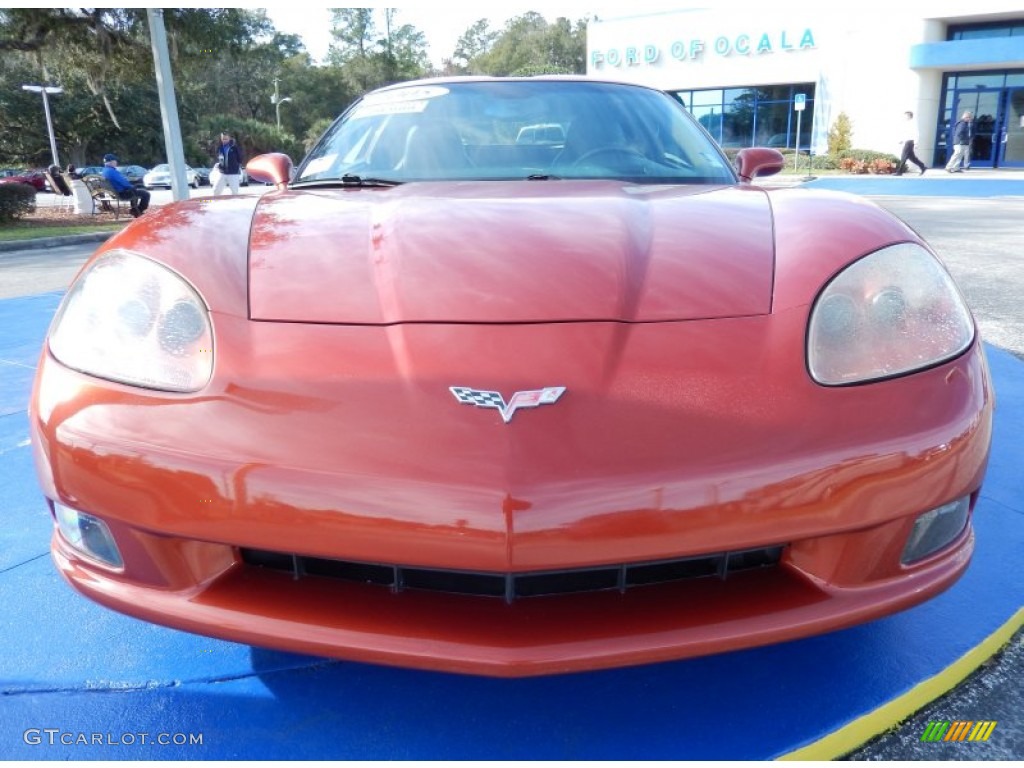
left=586, top=2, right=1024, bottom=168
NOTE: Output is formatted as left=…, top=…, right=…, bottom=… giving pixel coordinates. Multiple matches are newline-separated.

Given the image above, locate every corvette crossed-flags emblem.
left=449, top=386, right=566, bottom=423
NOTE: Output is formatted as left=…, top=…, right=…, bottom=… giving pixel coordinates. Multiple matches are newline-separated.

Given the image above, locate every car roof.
left=370, top=74, right=663, bottom=96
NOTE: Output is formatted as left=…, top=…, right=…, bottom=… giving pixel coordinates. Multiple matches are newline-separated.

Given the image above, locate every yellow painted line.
left=778, top=606, right=1023, bottom=760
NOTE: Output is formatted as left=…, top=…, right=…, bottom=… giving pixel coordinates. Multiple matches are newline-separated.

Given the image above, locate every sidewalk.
left=760, top=167, right=1024, bottom=194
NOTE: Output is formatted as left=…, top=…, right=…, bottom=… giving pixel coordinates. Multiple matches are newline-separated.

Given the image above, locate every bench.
left=83, top=176, right=130, bottom=219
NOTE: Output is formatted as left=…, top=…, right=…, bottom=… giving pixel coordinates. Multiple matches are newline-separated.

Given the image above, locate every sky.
left=263, top=3, right=685, bottom=67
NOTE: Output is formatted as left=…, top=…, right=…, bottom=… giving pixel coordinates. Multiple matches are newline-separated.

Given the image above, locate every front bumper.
left=51, top=516, right=973, bottom=677
left=31, top=316, right=993, bottom=675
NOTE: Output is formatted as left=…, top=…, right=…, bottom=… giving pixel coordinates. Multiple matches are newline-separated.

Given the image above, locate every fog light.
left=53, top=502, right=123, bottom=568
left=902, top=497, right=970, bottom=564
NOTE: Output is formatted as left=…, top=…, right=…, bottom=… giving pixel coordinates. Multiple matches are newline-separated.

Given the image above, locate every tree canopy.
left=0, top=8, right=589, bottom=170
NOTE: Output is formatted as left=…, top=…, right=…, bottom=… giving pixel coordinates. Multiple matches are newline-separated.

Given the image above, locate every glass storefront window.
left=755, top=102, right=793, bottom=147
left=723, top=88, right=757, bottom=106
left=949, top=21, right=1024, bottom=41
left=951, top=73, right=1007, bottom=89
left=678, top=83, right=815, bottom=150
left=938, top=69, right=1024, bottom=168
left=722, top=109, right=752, bottom=147
left=691, top=89, right=724, bottom=107
left=691, top=105, right=723, bottom=143
left=755, top=85, right=794, bottom=102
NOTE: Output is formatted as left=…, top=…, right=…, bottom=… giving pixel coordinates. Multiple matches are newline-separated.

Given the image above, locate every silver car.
left=143, top=163, right=199, bottom=189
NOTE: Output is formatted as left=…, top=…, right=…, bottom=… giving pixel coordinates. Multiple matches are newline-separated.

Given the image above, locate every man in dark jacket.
left=100, top=153, right=150, bottom=217
left=945, top=111, right=973, bottom=173
left=213, top=131, right=244, bottom=195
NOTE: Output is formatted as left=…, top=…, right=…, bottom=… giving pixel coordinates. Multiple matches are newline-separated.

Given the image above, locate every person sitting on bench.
left=101, top=153, right=150, bottom=217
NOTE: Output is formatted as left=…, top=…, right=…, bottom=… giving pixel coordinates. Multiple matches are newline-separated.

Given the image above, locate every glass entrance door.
left=952, top=88, right=1002, bottom=168
left=1000, top=88, right=1024, bottom=168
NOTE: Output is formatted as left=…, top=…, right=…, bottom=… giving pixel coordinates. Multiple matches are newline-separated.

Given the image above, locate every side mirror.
left=246, top=153, right=294, bottom=190
left=734, top=148, right=785, bottom=182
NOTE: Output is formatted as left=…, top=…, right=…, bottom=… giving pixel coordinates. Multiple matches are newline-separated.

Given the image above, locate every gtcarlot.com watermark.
left=23, top=728, right=203, bottom=747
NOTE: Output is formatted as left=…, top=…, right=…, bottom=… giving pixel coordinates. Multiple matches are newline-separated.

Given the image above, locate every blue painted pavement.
left=802, top=172, right=1023, bottom=197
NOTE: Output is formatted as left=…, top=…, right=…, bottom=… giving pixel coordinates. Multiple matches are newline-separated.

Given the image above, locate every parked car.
left=207, top=165, right=252, bottom=187
left=0, top=169, right=46, bottom=192
left=32, top=76, right=993, bottom=677
left=76, top=166, right=105, bottom=180
left=515, top=122, right=566, bottom=145
left=143, top=163, right=200, bottom=189
left=193, top=166, right=211, bottom=186
left=120, top=165, right=149, bottom=187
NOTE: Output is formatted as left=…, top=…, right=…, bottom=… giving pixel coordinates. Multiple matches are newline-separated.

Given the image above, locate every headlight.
left=49, top=250, right=213, bottom=392
left=807, top=243, right=974, bottom=385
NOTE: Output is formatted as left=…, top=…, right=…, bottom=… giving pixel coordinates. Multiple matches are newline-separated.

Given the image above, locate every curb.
left=0, top=231, right=115, bottom=253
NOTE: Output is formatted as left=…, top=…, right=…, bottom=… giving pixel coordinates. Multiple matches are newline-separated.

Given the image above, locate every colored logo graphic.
left=450, top=386, right=566, bottom=423
left=920, top=721, right=997, bottom=742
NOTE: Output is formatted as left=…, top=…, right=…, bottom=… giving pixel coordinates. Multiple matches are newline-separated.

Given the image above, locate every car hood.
left=248, top=181, right=775, bottom=324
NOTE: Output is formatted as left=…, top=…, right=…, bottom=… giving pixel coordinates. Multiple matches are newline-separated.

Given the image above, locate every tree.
left=0, top=7, right=293, bottom=167
left=383, top=13, right=430, bottom=82
left=472, top=13, right=587, bottom=76
left=327, top=8, right=428, bottom=95
left=275, top=55, right=356, bottom=145
left=450, top=19, right=498, bottom=73
left=328, top=8, right=375, bottom=64
left=829, top=112, right=853, bottom=155
left=0, top=8, right=395, bottom=169
left=0, top=8, right=148, bottom=129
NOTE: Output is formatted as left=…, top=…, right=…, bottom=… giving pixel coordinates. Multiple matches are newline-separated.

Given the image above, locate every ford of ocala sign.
left=591, top=28, right=815, bottom=68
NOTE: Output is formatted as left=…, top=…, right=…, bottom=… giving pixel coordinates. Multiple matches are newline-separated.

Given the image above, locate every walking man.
left=895, top=111, right=927, bottom=176
left=945, top=111, right=973, bottom=173
left=213, top=131, right=244, bottom=195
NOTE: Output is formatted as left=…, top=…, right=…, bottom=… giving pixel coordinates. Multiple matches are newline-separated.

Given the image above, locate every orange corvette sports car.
left=30, top=77, right=993, bottom=677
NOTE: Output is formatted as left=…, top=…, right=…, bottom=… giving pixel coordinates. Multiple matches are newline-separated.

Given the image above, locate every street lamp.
left=271, top=77, right=291, bottom=131
left=21, top=84, right=63, bottom=167
left=275, top=97, right=292, bottom=131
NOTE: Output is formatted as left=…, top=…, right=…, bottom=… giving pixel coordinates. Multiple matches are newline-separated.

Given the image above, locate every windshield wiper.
left=292, top=174, right=403, bottom=188
left=527, top=173, right=561, bottom=180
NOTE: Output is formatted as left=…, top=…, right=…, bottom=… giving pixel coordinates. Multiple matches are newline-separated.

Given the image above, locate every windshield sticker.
left=302, top=155, right=337, bottom=176
left=361, top=85, right=449, bottom=106
left=352, top=100, right=430, bottom=119
left=352, top=85, right=448, bottom=119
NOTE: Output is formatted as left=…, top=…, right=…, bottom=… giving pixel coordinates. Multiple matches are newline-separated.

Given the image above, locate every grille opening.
left=402, top=568, right=506, bottom=597
left=304, top=557, right=394, bottom=586
left=515, top=567, right=620, bottom=597
left=627, top=556, right=722, bottom=585
left=240, top=545, right=784, bottom=602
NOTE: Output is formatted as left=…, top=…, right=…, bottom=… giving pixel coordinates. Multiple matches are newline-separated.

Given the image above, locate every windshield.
left=296, top=79, right=736, bottom=185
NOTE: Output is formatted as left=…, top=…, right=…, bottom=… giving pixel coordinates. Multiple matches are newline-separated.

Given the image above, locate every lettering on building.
left=592, top=28, right=815, bottom=68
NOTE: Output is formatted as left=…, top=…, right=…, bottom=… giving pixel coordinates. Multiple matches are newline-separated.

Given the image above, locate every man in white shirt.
left=895, top=111, right=927, bottom=176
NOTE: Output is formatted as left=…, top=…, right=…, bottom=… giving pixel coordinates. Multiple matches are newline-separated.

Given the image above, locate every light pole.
left=272, top=77, right=291, bottom=131
left=21, top=83, right=63, bottom=167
